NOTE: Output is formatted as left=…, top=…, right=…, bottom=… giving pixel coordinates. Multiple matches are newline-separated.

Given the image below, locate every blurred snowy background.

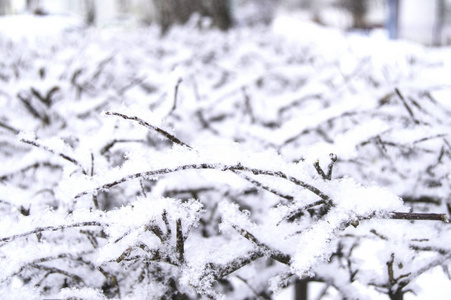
left=1, top=1, right=451, bottom=300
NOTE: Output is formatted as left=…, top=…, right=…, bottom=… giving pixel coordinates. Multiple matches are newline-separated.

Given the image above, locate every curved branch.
left=74, top=163, right=331, bottom=202
left=21, top=139, right=87, bottom=175
left=104, top=111, right=306, bottom=203
left=103, top=111, right=192, bottom=149
left=0, top=221, right=105, bottom=245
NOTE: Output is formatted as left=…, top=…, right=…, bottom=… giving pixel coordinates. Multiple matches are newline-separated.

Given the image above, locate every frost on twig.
left=103, top=111, right=192, bottom=149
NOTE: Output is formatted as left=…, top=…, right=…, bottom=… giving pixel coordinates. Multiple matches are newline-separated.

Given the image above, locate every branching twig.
left=105, top=112, right=304, bottom=203
left=74, top=163, right=330, bottom=203
left=232, top=224, right=290, bottom=265
left=100, top=138, right=146, bottom=155
left=313, top=153, right=337, bottom=180
left=278, top=199, right=332, bottom=225
left=31, top=263, right=85, bottom=285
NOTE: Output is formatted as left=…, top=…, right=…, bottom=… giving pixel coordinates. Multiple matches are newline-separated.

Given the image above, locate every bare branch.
left=0, top=161, right=62, bottom=182
left=395, top=88, right=420, bottom=125
left=21, top=139, right=87, bottom=175
left=176, top=219, right=185, bottom=264
left=74, top=163, right=331, bottom=203
left=0, top=120, right=20, bottom=134
left=100, top=138, right=146, bottom=155
left=103, top=111, right=191, bottom=149
left=278, top=199, right=332, bottom=225
left=389, top=212, right=449, bottom=222
left=232, top=224, right=291, bottom=265
left=0, top=221, right=105, bottom=245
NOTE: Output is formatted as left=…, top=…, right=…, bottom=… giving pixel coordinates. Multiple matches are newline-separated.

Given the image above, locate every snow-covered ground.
left=0, top=13, right=450, bottom=300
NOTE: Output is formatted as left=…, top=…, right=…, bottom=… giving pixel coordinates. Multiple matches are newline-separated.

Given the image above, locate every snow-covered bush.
left=0, top=18, right=450, bottom=299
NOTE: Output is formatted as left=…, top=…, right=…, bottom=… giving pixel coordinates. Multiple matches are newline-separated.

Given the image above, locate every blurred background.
left=1, top=0, right=451, bottom=46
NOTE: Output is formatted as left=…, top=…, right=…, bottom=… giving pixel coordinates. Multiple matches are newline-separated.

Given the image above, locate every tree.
left=338, top=0, right=370, bottom=28
left=0, top=0, right=11, bottom=15
left=0, top=12, right=450, bottom=300
left=84, top=0, right=96, bottom=26
left=152, top=0, right=232, bottom=33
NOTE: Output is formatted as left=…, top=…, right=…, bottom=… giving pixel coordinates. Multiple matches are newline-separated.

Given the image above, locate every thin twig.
left=176, top=219, right=185, bottom=264
left=395, top=88, right=420, bottom=125
left=0, top=121, right=20, bottom=134
left=313, top=160, right=328, bottom=180
left=91, top=152, right=99, bottom=210
left=74, top=163, right=330, bottom=203
left=31, top=264, right=85, bottom=285
left=103, top=111, right=191, bottom=149
left=171, top=78, right=183, bottom=113
left=327, top=153, right=338, bottom=180
left=0, top=221, right=105, bottom=245
left=389, top=212, right=448, bottom=222
left=0, top=161, right=61, bottom=182
left=21, top=139, right=87, bottom=175
left=232, top=224, right=291, bottom=265
left=238, top=173, right=294, bottom=201
left=162, top=210, right=171, bottom=240
left=278, top=199, right=331, bottom=225
left=105, top=111, right=303, bottom=203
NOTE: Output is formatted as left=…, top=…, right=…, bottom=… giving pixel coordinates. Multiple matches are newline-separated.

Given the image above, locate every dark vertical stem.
left=294, top=279, right=308, bottom=300
left=176, top=219, right=184, bottom=264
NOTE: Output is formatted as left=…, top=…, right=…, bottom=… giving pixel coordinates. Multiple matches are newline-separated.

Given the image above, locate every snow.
left=0, top=10, right=450, bottom=300
left=0, top=14, right=84, bottom=42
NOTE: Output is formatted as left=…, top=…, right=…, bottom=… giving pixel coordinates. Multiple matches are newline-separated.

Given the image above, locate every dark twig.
left=413, top=134, right=447, bottom=145
left=313, top=153, right=337, bottom=180
left=232, top=224, right=291, bottom=265
left=17, top=92, right=49, bottom=124
left=74, top=163, right=330, bottom=203
left=238, top=173, right=294, bottom=201
left=0, top=120, right=20, bottom=134
left=0, top=221, right=105, bottom=245
left=313, top=160, right=327, bottom=180
left=171, top=78, right=183, bottom=113
left=389, top=212, right=448, bottom=222
left=30, top=86, right=60, bottom=107
left=278, top=199, right=332, bottom=225
left=31, top=264, right=85, bottom=285
left=236, top=275, right=271, bottom=300
left=327, top=153, right=338, bottom=180
left=90, top=152, right=99, bottom=210
left=103, top=111, right=191, bottom=149
left=176, top=219, right=185, bottom=264
left=105, top=112, right=303, bottom=203
left=242, top=86, right=256, bottom=123
left=100, top=138, right=146, bottom=155
left=162, top=210, right=171, bottom=241
left=139, top=179, right=148, bottom=197
left=21, top=139, right=87, bottom=175
left=0, top=161, right=61, bottom=182
left=395, top=88, right=420, bottom=125
left=213, top=250, right=265, bottom=279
